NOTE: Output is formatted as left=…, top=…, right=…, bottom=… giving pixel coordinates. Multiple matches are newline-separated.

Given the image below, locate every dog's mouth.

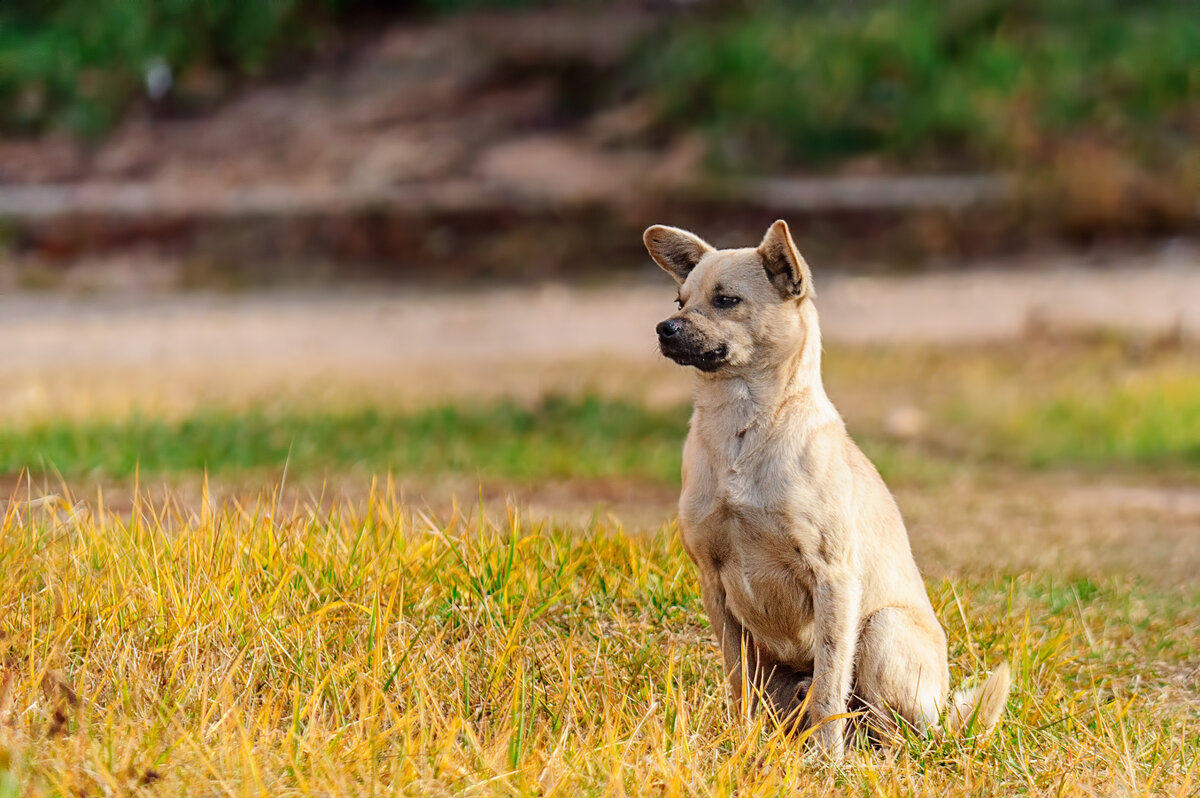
left=660, top=341, right=729, bottom=372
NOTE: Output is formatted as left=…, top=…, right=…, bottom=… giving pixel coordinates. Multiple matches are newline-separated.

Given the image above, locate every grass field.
left=6, top=340, right=1200, bottom=483
left=1, top=341, right=1198, bottom=795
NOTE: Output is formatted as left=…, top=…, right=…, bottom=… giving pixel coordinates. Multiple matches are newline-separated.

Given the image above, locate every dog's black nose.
left=657, top=319, right=682, bottom=338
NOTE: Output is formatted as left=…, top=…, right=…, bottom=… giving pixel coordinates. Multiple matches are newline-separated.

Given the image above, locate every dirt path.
left=4, top=248, right=1199, bottom=419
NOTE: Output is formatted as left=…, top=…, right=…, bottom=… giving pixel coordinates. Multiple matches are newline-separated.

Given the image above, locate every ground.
left=5, top=245, right=1199, bottom=420
left=1, top=258, right=1198, bottom=795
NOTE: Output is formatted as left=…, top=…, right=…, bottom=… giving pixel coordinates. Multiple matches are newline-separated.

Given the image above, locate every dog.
left=645, top=219, right=1011, bottom=757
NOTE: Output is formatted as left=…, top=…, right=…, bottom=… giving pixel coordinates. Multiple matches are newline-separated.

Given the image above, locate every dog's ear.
left=758, top=219, right=813, bottom=299
left=643, top=225, right=714, bottom=284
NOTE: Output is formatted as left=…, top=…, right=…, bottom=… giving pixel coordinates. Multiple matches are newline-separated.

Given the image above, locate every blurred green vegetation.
left=648, top=0, right=1200, bottom=170
left=4, top=0, right=1200, bottom=177
left=0, top=0, right=346, bottom=136
left=0, top=0, right=542, bottom=136
left=0, top=0, right=560, bottom=137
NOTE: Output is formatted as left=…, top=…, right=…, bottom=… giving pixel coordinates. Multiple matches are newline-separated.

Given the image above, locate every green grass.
left=981, top=373, right=1200, bottom=468
left=927, top=348, right=1200, bottom=470
left=0, top=397, right=690, bottom=483
left=4, top=363, right=1200, bottom=484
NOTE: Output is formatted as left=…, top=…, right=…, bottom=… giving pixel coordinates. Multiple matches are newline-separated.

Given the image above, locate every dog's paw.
left=807, top=718, right=847, bottom=762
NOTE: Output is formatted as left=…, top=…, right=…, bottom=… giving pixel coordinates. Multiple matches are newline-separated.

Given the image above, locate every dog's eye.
left=712, top=294, right=741, bottom=309
left=675, top=298, right=684, bottom=310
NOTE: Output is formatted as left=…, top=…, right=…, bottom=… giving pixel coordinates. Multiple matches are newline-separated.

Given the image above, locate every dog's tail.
left=943, top=662, right=1012, bottom=736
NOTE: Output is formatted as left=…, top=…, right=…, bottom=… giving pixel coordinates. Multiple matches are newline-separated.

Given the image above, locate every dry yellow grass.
left=1, top=479, right=1196, bottom=796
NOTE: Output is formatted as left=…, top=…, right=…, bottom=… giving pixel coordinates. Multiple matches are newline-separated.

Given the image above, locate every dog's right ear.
left=643, top=225, right=714, bottom=284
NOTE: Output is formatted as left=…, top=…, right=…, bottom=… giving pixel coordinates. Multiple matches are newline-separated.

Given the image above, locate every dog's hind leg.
left=749, top=653, right=813, bottom=731
left=852, top=606, right=950, bottom=740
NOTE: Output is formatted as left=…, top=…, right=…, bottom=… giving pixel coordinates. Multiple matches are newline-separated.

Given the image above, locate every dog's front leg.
left=808, top=570, right=861, bottom=759
left=697, top=569, right=757, bottom=718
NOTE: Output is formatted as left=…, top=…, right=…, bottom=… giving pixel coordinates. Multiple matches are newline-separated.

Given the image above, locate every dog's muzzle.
left=657, top=318, right=729, bottom=372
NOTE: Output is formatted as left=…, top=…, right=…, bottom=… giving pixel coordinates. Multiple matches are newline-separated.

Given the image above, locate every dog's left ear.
left=758, top=219, right=813, bottom=299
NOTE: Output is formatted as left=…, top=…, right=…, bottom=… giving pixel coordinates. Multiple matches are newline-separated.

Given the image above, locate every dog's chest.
left=718, top=524, right=817, bottom=664
left=680, top=431, right=823, bottom=664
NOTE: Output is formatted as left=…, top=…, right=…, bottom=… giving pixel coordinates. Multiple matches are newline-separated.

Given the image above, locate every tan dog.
left=646, top=219, right=1010, bottom=757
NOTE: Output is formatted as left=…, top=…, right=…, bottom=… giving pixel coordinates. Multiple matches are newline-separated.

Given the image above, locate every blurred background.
left=1, top=0, right=1198, bottom=565
left=3, top=9, right=1199, bottom=792
left=4, top=0, right=1200, bottom=275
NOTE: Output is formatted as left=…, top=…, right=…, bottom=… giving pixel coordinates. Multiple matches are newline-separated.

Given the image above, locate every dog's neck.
left=692, top=301, right=838, bottom=437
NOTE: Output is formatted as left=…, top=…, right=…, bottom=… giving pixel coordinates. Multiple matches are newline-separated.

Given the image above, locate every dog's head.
left=645, top=219, right=814, bottom=374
